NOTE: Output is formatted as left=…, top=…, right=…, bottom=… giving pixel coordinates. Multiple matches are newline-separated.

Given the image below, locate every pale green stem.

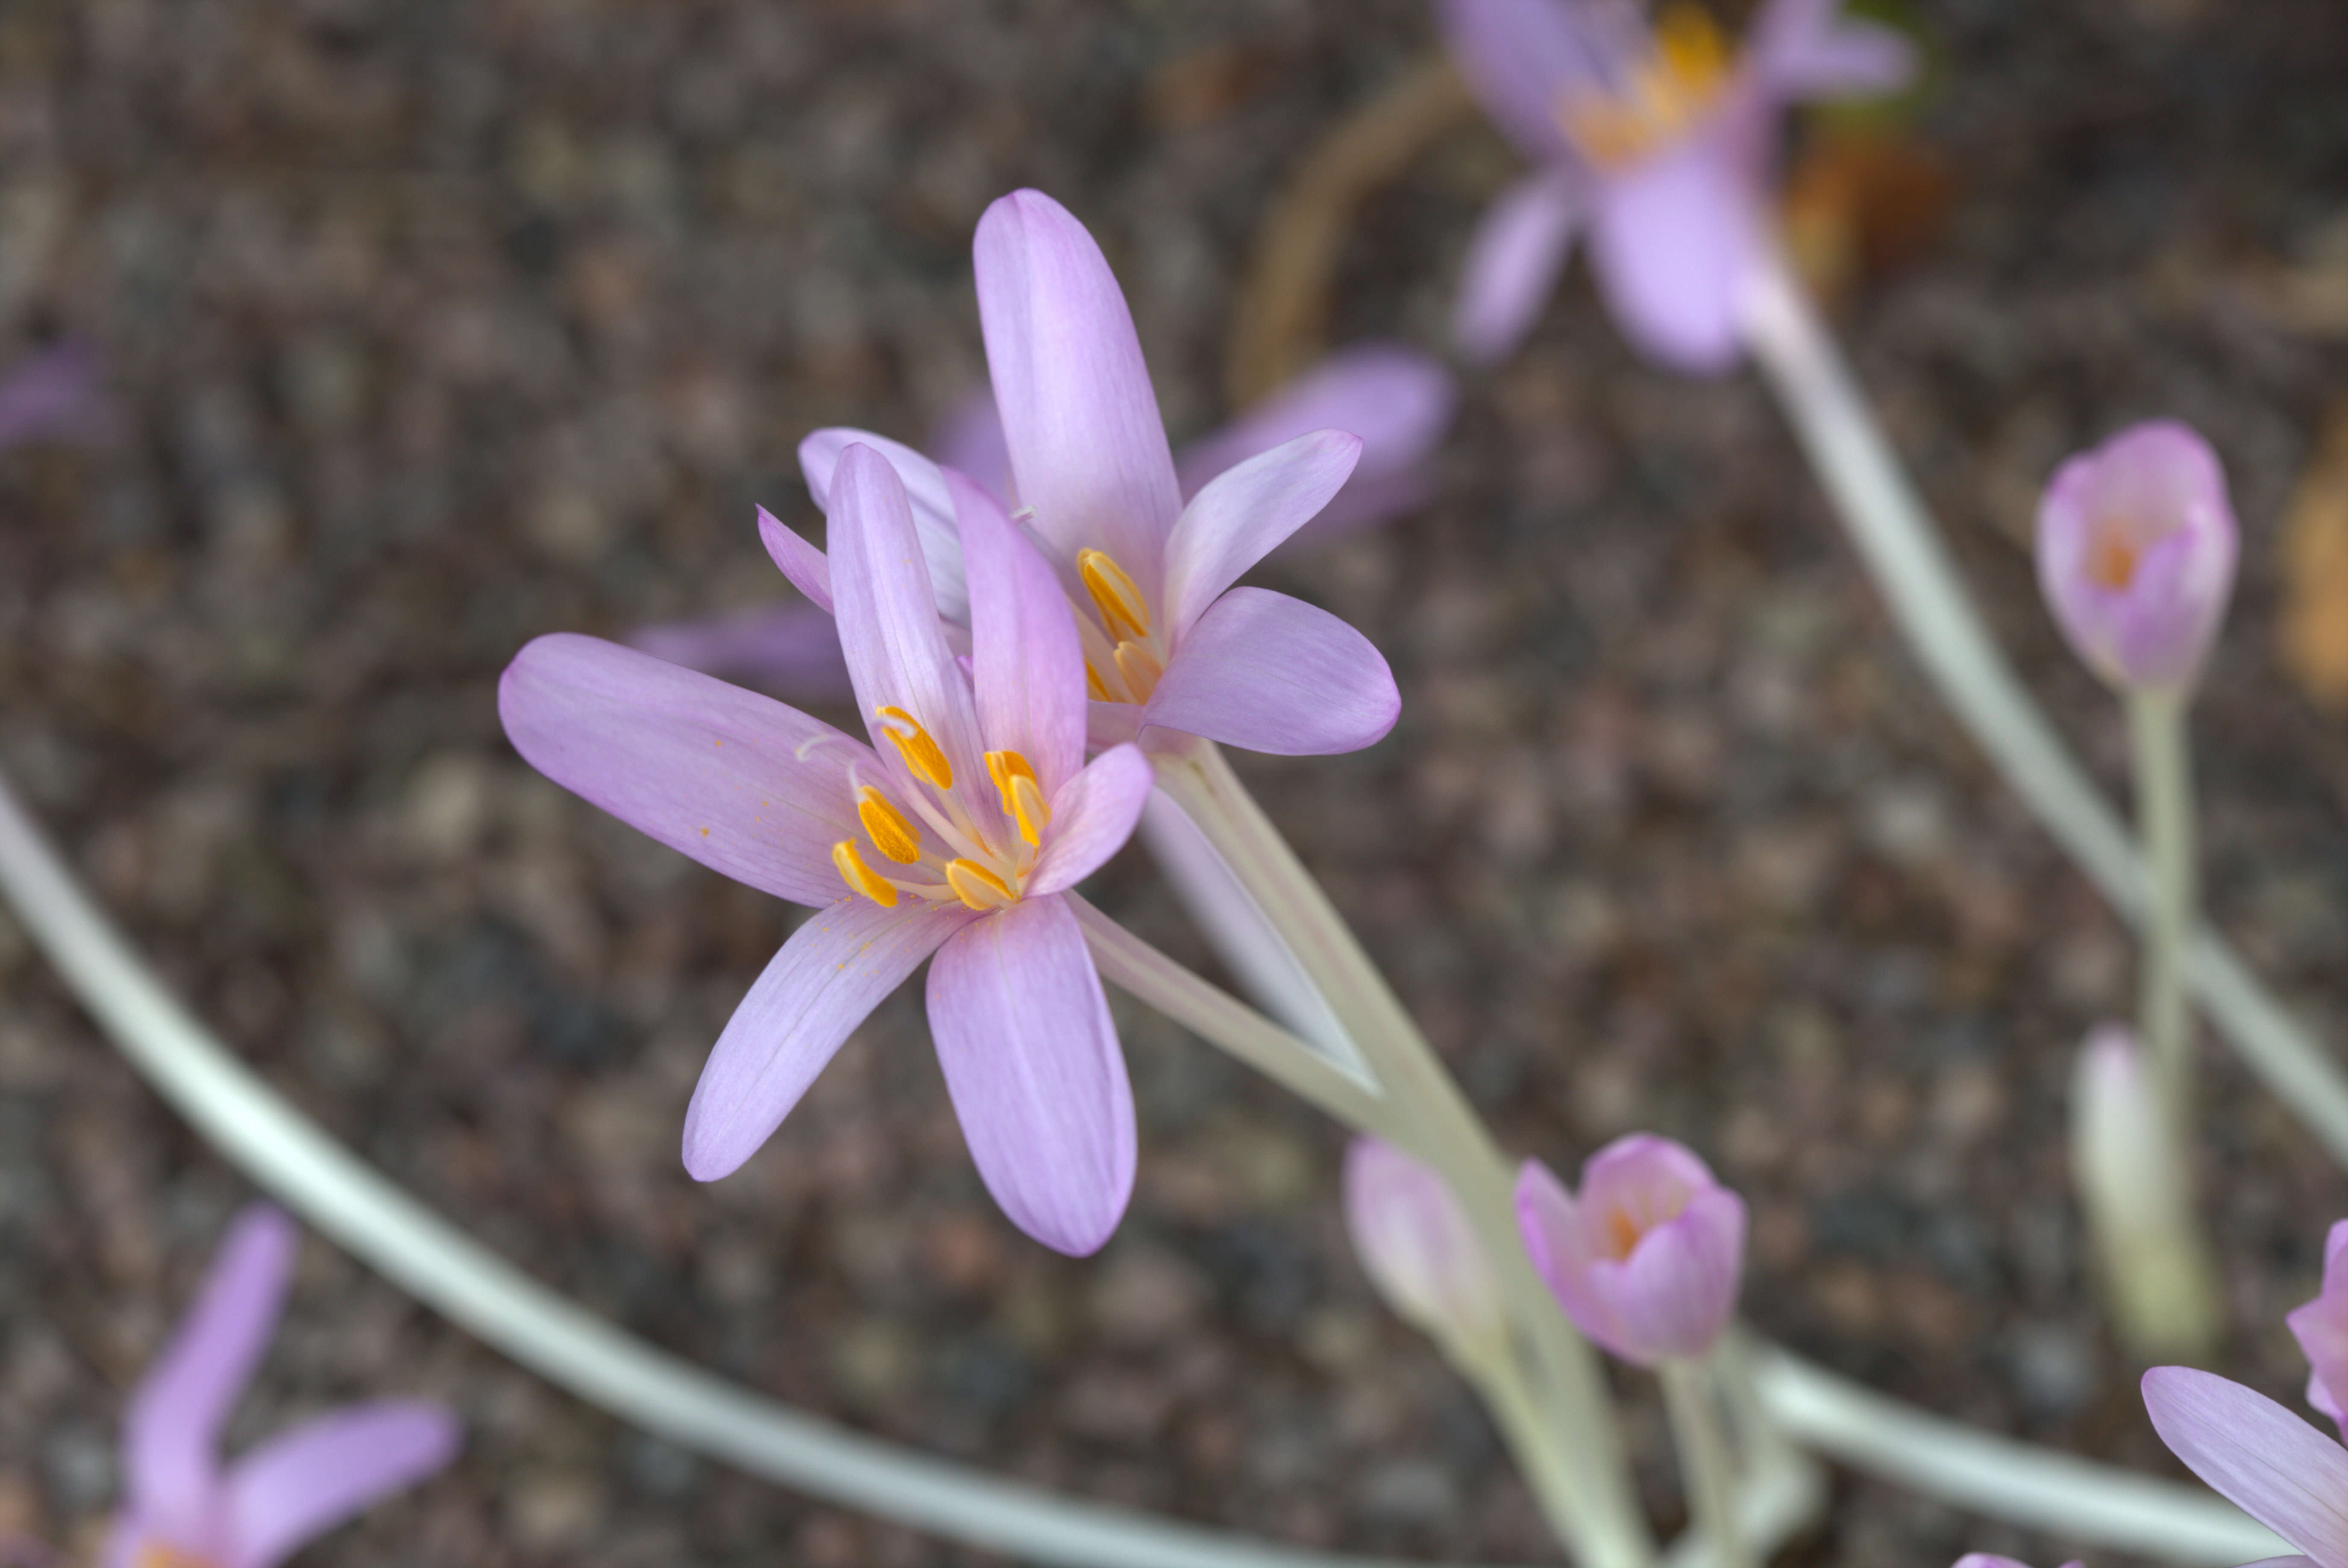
left=1458, top=1343, right=1613, bottom=1557
left=1149, top=736, right=1655, bottom=1568
left=2128, top=686, right=2196, bottom=1112
left=0, top=767, right=2283, bottom=1564
left=1660, top=1359, right=1749, bottom=1568
left=1738, top=252, right=2348, bottom=1170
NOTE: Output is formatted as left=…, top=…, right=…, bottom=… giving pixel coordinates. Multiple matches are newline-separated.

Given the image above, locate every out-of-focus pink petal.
left=223, top=1403, right=458, bottom=1568
left=683, top=899, right=973, bottom=1180
left=1453, top=172, right=1585, bottom=364
left=927, top=896, right=1134, bottom=1255
left=1587, top=132, right=1764, bottom=375
left=954, top=467, right=1083, bottom=794
left=828, top=444, right=995, bottom=813
left=1142, top=588, right=1399, bottom=756
left=799, top=429, right=969, bottom=622
left=1344, top=1138, right=1502, bottom=1344
left=0, top=341, right=108, bottom=449
left=1585, top=1186, right=1746, bottom=1359
left=1086, top=701, right=1144, bottom=753
left=1748, top=0, right=1917, bottom=97
left=500, top=633, right=863, bottom=910
left=1026, top=744, right=1152, bottom=896
left=1163, top=430, right=1362, bottom=638
left=628, top=602, right=852, bottom=700
left=973, top=190, right=1183, bottom=598
left=1435, top=0, right=1640, bottom=161
left=126, top=1207, right=296, bottom=1537
left=756, top=506, right=835, bottom=615
left=2288, top=1218, right=2348, bottom=1436
left=932, top=391, right=1015, bottom=508
left=2142, top=1366, right=2348, bottom=1568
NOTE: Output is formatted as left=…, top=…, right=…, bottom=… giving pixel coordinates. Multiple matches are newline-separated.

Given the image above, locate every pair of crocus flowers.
left=502, top=190, right=1400, bottom=1255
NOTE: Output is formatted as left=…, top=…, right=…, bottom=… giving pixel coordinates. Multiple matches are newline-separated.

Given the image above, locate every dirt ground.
left=3, top=1, right=2348, bottom=1564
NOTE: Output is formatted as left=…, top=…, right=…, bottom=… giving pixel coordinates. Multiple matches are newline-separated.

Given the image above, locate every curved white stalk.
left=1738, top=254, right=2348, bottom=1168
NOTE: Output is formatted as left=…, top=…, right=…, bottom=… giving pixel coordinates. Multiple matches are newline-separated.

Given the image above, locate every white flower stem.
left=1738, top=252, right=2348, bottom=1170
left=1660, top=1358, right=1750, bottom=1568
left=2128, top=687, right=2195, bottom=1110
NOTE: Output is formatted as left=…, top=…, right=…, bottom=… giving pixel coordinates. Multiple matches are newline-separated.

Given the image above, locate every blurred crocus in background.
left=2287, top=1219, right=2348, bottom=1440
left=1515, top=1133, right=1746, bottom=1366
left=1344, top=1137, right=1504, bottom=1358
left=1437, top=0, right=1915, bottom=370
left=2069, top=1024, right=2220, bottom=1354
left=105, top=1206, right=458, bottom=1568
left=2036, top=420, right=2239, bottom=692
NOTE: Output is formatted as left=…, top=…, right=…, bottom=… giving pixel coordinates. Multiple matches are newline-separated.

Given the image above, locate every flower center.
left=1601, top=1206, right=1647, bottom=1261
left=832, top=710, right=1047, bottom=913
left=1073, top=547, right=1170, bottom=706
left=1556, top=3, right=1732, bottom=170
left=2087, top=518, right=2144, bottom=591
left=136, top=1543, right=222, bottom=1568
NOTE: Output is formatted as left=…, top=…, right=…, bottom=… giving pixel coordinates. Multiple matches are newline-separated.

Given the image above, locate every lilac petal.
left=1026, top=744, right=1153, bottom=896
left=1517, top=1158, right=1631, bottom=1357
left=973, top=190, right=1182, bottom=597
left=757, top=506, right=835, bottom=614
left=1144, top=588, right=1399, bottom=756
left=1588, top=1186, right=1747, bottom=1360
left=126, top=1207, right=296, bottom=1536
left=799, top=429, right=969, bottom=623
left=2142, top=1366, right=2348, bottom=1568
left=1453, top=172, right=1585, bottom=364
left=954, top=467, right=1084, bottom=794
left=0, top=341, right=107, bottom=449
left=628, top=602, right=853, bottom=699
left=500, top=633, right=864, bottom=909
left=222, top=1403, right=458, bottom=1568
left=1587, top=132, right=1765, bottom=376
left=931, top=391, right=1015, bottom=508
left=1163, top=430, right=1362, bottom=639
left=2289, top=1222, right=2348, bottom=1430
left=1748, top=0, right=1917, bottom=97
left=927, top=896, right=1135, bottom=1255
left=1086, top=701, right=1144, bottom=753
left=683, top=898, right=973, bottom=1180
left=1434, top=0, right=1639, bottom=161
left=827, top=444, right=994, bottom=808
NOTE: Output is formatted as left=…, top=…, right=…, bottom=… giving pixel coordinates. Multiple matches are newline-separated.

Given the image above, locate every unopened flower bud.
left=2035, top=420, right=2238, bottom=691
left=2286, top=1218, right=2348, bottom=1439
left=1515, top=1134, right=1746, bottom=1366
left=1342, top=1138, right=1503, bottom=1351
left=2071, top=1024, right=2219, bottom=1354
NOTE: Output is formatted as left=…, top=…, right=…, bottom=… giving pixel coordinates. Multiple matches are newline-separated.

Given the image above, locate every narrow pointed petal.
left=628, top=602, right=852, bottom=699
left=756, top=506, right=835, bottom=614
left=932, top=391, right=1015, bottom=508
left=798, top=429, right=969, bottom=622
left=954, top=467, right=1084, bottom=793
left=1435, top=0, right=1638, bottom=160
left=1144, top=588, right=1399, bottom=756
left=1026, top=744, right=1153, bottom=896
left=126, top=1207, right=296, bottom=1534
left=2142, top=1367, right=2348, bottom=1568
left=501, top=633, right=863, bottom=909
left=1163, top=430, right=1362, bottom=639
left=684, top=899, right=973, bottom=1180
left=223, top=1404, right=458, bottom=1568
left=1749, top=0, right=1917, bottom=96
left=828, top=444, right=992, bottom=800
left=927, top=896, right=1134, bottom=1255
left=973, top=189, right=1182, bottom=593
left=1588, top=137, right=1764, bottom=375
left=1454, top=173, right=1585, bottom=364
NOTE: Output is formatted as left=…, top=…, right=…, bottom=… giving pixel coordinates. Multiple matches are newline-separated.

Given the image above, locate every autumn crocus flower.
left=2036, top=420, right=2239, bottom=691
left=2141, top=1365, right=2345, bottom=1568
left=1344, top=1137, right=1503, bottom=1353
left=2288, top=1219, right=2348, bottom=1440
left=502, top=443, right=1156, bottom=1254
left=1438, top=0, right=1915, bottom=370
left=1515, top=1134, right=1747, bottom=1366
left=103, top=1206, right=458, bottom=1568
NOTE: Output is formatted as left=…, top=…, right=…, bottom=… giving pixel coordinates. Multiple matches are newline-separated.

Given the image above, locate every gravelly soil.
left=3, top=2, right=2348, bottom=1564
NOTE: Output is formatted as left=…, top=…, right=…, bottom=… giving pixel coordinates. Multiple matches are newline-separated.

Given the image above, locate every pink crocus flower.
left=103, top=1206, right=458, bottom=1568
left=1515, top=1133, right=1748, bottom=1365
left=502, top=442, right=1156, bottom=1254
left=1344, top=1137, right=1503, bottom=1350
left=2035, top=420, right=2239, bottom=691
left=2288, top=1219, right=2348, bottom=1441
left=1437, top=0, right=1916, bottom=371
left=2141, top=1364, right=2348, bottom=1568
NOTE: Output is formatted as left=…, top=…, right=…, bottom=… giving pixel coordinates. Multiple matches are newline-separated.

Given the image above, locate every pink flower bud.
left=2035, top=420, right=2238, bottom=690
left=2287, top=1218, right=2348, bottom=1440
left=1342, top=1138, right=1502, bottom=1348
left=1514, top=1134, right=1747, bottom=1366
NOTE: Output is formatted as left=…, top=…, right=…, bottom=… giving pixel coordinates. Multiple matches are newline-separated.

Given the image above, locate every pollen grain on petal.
left=944, top=857, right=1018, bottom=911
left=857, top=786, right=924, bottom=863
left=875, top=705, right=954, bottom=790
left=833, top=839, right=900, bottom=907
left=1079, top=548, right=1151, bottom=640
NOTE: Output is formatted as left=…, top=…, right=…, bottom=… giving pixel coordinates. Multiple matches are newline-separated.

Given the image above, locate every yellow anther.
left=986, top=749, right=1053, bottom=846
left=2088, top=522, right=2142, bottom=591
left=1654, top=4, right=1729, bottom=92
left=136, top=1545, right=221, bottom=1568
left=875, top=705, right=953, bottom=790
left=944, top=857, right=1018, bottom=911
left=1112, top=639, right=1163, bottom=700
left=1078, top=549, right=1151, bottom=640
left=857, top=787, right=924, bottom=863
left=833, top=840, right=899, bottom=907
left=1559, top=4, right=1732, bottom=168
left=1085, top=661, right=1113, bottom=702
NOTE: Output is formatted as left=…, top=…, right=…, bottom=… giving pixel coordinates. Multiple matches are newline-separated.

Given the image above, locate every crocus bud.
left=2286, top=1219, right=2348, bottom=1439
left=1515, top=1134, right=1747, bottom=1366
left=2071, top=1024, right=2220, bottom=1354
left=1343, top=1138, right=1503, bottom=1352
left=2035, top=419, right=2238, bottom=690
